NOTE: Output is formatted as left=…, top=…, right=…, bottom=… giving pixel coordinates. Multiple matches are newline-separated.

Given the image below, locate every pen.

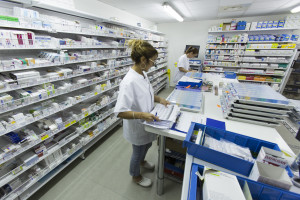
left=154, top=112, right=157, bottom=122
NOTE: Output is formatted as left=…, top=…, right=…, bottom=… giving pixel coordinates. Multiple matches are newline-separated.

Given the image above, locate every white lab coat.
left=174, top=54, right=190, bottom=83
left=114, top=68, right=156, bottom=145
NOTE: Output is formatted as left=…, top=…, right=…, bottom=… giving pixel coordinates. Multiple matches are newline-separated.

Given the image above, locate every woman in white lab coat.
left=114, top=40, right=169, bottom=187
left=174, top=46, right=199, bottom=83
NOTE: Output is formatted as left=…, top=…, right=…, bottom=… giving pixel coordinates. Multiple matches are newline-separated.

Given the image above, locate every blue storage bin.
left=188, top=163, right=300, bottom=200
left=183, top=122, right=293, bottom=177
left=224, top=71, right=237, bottom=79
left=177, top=81, right=202, bottom=89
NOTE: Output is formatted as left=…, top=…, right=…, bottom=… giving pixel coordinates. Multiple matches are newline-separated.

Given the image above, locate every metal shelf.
left=0, top=74, right=125, bottom=136
left=237, top=73, right=284, bottom=76
left=247, top=41, right=297, bottom=43
left=208, top=28, right=297, bottom=33
left=207, top=42, right=246, bottom=44
left=203, top=70, right=225, bottom=73
left=0, top=58, right=132, bottom=73
left=246, top=48, right=296, bottom=50
left=238, top=79, right=281, bottom=83
left=0, top=64, right=130, bottom=94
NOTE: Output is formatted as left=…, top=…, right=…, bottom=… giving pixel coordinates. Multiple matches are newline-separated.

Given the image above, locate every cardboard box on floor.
left=165, top=138, right=187, bottom=155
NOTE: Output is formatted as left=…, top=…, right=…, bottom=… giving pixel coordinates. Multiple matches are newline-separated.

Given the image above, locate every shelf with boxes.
left=0, top=74, right=125, bottom=137
left=0, top=2, right=168, bottom=199
left=20, top=118, right=122, bottom=200
left=0, top=51, right=132, bottom=73
left=0, top=90, right=119, bottom=169
left=205, top=22, right=298, bottom=90
left=0, top=95, right=118, bottom=183
left=0, top=111, right=119, bottom=200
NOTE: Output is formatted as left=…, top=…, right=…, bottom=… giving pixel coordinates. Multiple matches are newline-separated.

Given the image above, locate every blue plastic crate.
left=183, top=122, right=293, bottom=177
left=189, top=163, right=300, bottom=200
left=224, top=71, right=237, bottom=79
left=176, top=81, right=202, bottom=91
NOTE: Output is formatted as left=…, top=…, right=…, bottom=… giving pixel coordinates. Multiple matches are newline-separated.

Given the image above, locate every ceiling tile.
left=220, top=0, right=254, bottom=6
left=96, top=0, right=298, bottom=24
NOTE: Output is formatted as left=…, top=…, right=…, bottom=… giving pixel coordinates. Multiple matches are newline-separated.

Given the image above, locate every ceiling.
left=97, top=0, right=300, bottom=23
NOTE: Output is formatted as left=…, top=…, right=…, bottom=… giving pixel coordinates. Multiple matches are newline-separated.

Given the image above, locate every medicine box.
left=188, top=163, right=300, bottom=200
left=183, top=122, right=291, bottom=177
left=249, top=161, right=292, bottom=190
left=203, top=167, right=246, bottom=200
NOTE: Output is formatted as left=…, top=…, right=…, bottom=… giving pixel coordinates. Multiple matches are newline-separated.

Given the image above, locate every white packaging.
left=203, top=168, right=246, bottom=200
left=257, top=147, right=288, bottom=168
left=249, top=161, right=292, bottom=190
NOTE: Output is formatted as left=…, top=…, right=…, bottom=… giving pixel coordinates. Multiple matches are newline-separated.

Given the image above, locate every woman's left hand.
left=159, top=98, right=170, bottom=107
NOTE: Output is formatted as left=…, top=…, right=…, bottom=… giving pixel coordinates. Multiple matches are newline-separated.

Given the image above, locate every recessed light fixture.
left=163, top=2, right=183, bottom=22
left=291, top=5, right=300, bottom=13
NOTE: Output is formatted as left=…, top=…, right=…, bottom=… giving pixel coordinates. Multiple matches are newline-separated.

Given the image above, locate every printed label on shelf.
left=41, top=134, right=49, bottom=141
left=65, top=123, right=71, bottom=128
left=84, top=112, right=89, bottom=117
left=94, top=92, right=98, bottom=96
left=71, top=120, right=76, bottom=125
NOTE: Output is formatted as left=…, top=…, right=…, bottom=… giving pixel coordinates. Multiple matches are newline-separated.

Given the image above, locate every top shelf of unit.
left=9, top=0, right=164, bottom=35
left=207, top=41, right=297, bottom=44
left=208, top=28, right=298, bottom=33
left=30, top=2, right=164, bottom=35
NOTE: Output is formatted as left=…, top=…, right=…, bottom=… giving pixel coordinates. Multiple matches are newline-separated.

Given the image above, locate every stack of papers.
left=145, top=104, right=180, bottom=129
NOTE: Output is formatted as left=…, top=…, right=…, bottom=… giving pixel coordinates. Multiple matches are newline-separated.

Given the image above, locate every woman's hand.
left=141, top=113, right=160, bottom=122
left=159, top=98, right=170, bottom=107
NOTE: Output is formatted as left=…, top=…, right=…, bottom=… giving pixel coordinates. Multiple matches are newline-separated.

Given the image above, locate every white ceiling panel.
left=220, top=0, right=254, bottom=6
left=96, top=0, right=300, bottom=23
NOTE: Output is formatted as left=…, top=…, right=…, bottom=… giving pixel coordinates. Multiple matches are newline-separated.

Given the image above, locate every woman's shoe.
left=140, top=161, right=155, bottom=170
left=135, top=176, right=152, bottom=187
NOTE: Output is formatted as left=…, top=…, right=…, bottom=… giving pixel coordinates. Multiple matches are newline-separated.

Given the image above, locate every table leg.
left=157, top=135, right=166, bottom=195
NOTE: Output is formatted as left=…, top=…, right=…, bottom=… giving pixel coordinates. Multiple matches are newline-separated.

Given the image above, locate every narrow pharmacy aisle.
left=29, top=87, right=181, bottom=200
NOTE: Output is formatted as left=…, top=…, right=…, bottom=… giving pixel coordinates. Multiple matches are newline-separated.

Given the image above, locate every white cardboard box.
left=203, top=168, right=246, bottom=200
left=249, top=161, right=292, bottom=190
left=257, top=147, right=288, bottom=168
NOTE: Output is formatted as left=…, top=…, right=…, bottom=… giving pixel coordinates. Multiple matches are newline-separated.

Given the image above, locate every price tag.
left=94, top=92, right=98, bottom=96
left=84, top=112, right=89, bottom=117
left=41, top=134, right=49, bottom=141
left=245, top=96, right=250, bottom=100
left=65, top=123, right=70, bottom=128
left=71, top=120, right=76, bottom=125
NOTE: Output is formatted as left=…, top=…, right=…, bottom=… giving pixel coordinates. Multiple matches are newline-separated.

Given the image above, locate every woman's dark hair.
left=185, top=46, right=198, bottom=54
left=128, top=39, right=158, bottom=64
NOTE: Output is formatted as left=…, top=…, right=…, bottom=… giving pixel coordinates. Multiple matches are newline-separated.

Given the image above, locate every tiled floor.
left=30, top=87, right=182, bottom=200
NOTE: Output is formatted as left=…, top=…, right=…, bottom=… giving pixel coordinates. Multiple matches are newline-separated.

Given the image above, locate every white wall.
left=38, top=0, right=157, bottom=30
left=157, top=14, right=293, bottom=85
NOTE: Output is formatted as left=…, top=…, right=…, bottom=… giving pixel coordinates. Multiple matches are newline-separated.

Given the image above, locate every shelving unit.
left=204, top=28, right=299, bottom=90
left=0, top=1, right=168, bottom=199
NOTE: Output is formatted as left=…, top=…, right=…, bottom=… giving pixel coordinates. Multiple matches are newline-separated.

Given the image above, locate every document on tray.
left=145, top=104, right=180, bottom=129
left=174, top=111, right=205, bottom=133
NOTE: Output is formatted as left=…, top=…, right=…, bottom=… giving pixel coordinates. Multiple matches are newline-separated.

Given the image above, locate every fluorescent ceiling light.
left=291, top=6, right=300, bottom=13
left=163, top=3, right=183, bottom=22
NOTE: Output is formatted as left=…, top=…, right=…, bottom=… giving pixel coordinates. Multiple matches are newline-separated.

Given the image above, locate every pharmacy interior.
left=0, top=0, right=299, bottom=200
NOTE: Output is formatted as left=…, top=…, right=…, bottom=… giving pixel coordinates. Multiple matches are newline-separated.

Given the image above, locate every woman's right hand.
left=141, top=113, right=160, bottom=122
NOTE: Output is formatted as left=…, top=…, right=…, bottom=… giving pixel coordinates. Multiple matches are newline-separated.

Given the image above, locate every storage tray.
left=188, top=163, right=300, bottom=200
left=183, top=122, right=292, bottom=177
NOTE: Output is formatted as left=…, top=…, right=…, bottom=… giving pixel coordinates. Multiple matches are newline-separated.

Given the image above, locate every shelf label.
left=65, top=123, right=71, bottom=128
left=41, top=134, right=49, bottom=141
left=84, top=112, right=89, bottom=117
left=71, top=120, right=76, bottom=125
left=94, top=92, right=98, bottom=96
left=245, top=96, right=250, bottom=100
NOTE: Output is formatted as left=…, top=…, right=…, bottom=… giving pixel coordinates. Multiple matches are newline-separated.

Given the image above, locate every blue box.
left=177, top=81, right=202, bottom=91
left=183, top=122, right=293, bottom=177
left=224, top=71, right=236, bottom=79
left=278, top=20, right=285, bottom=28
left=188, top=163, right=300, bottom=200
